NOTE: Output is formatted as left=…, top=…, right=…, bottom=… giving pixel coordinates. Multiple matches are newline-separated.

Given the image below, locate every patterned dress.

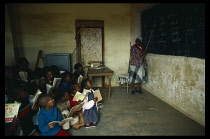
left=129, top=44, right=148, bottom=83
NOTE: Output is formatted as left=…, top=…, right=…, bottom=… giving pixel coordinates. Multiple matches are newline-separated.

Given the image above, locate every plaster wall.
left=130, top=3, right=158, bottom=44
left=7, top=3, right=131, bottom=86
left=143, top=53, right=205, bottom=126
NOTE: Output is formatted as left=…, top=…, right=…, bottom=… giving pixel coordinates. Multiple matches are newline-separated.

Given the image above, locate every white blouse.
left=82, top=89, right=97, bottom=111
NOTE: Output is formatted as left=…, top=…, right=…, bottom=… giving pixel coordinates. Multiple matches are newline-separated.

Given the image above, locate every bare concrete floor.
left=67, top=87, right=205, bottom=136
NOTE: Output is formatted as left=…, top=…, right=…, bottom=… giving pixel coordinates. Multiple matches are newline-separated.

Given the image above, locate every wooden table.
left=88, top=66, right=114, bottom=100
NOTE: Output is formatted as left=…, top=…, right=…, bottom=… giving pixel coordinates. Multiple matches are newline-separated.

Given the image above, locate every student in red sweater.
left=68, top=82, right=85, bottom=129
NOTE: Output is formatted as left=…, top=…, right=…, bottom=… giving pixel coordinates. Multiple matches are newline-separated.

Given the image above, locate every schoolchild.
left=81, top=79, right=99, bottom=128
left=37, top=94, right=70, bottom=136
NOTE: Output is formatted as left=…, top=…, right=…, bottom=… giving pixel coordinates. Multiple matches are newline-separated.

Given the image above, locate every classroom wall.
left=6, top=3, right=132, bottom=86
left=143, top=54, right=205, bottom=126
left=130, top=3, right=157, bottom=44
left=130, top=3, right=205, bottom=127
left=5, top=3, right=205, bottom=126
left=5, top=5, right=16, bottom=66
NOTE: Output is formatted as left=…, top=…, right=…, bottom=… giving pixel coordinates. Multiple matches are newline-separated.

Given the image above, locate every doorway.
left=75, top=20, right=104, bottom=87
left=80, top=28, right=102, bottom=66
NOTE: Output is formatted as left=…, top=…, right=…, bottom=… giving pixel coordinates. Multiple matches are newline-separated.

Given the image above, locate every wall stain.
left=175, top=65, right=181, bottom=80
left=143, top=54, right=205, bottom=126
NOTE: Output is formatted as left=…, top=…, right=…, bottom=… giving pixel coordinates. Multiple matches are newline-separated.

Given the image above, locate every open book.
left=73, top=91, right=86, bottom=101
left=31, top=89, right=42, bottom=109
left=31, top=77, right=45, bottom=88
left=53, top=78, right=62, bottom=89
left=93, top=89, right=102, bottom=102
left=46, top=78, right=61, bottom=94
left=5, top=103, right=21, bottom=123
left=19, top=71, right=28, bottom=82
left=83, top=89, right=102, bottom=102
left=48, top=117, right=74, bottom=125
left=60, top=70, right=66, bottom=75
left=46, top=84, right=53, bottom=94
left=67, top=101, right=85, bottom=117
left=77, top=75, right=83, bottom=86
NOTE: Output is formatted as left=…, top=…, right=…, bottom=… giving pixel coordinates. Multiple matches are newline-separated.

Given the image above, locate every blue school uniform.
left=83, top=90, right=99, bottom=124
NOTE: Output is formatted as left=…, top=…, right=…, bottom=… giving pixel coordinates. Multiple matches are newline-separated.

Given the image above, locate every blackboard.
left=141, top=3, right=205, bottom=59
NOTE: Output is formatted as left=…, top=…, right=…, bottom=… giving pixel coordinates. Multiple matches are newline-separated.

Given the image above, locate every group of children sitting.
left=5, top=57, right=101, bottom=136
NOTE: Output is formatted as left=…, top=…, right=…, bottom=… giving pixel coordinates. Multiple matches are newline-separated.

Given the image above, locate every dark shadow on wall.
left=6, top=4, right=25, bottom=64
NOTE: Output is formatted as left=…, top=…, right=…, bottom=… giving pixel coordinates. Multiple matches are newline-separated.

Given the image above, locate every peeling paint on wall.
left=143, top=53, right=205, bottom=126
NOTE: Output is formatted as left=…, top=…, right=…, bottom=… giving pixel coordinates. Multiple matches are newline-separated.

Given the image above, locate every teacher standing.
left=129, top=38, right=148, bottom=95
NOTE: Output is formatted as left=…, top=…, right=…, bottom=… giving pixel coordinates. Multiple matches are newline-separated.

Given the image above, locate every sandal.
left=97, top=103, right=103, bottom=109
left=85, top=126, right=95, bottom=128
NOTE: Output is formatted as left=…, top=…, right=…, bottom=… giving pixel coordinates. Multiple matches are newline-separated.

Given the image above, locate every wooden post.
left=35, top=50, right=43, bottom=70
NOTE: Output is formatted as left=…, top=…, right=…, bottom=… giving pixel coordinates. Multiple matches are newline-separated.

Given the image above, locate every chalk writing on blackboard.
left=172, top=37, right=181, bottom=43
left=141, top=3, right=205, bottom=59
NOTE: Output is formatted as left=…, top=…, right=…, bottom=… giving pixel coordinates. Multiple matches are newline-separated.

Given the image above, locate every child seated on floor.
left=54, top=87, right=71, bottom=130
left=25, top=82, right=41, bottom=129
left=5, top=115, right=21, bottom=136
left=73, top=63, right=84, bottom=82
left=25, top=82, right=39, bottom=104
left=7, top=79, right=40, bottom=136
left=40, top=67, right=55, bottom=94
left=59, top=71, right=76, bottom=91
left=50, top=65, right=60, bottom=78
left=5, top=66, right=16, bottom=103
left=13, top=57, right=36, bottom=83
left=37, top=94, right=70, bottom=136
left=81, top=79, right=99, bottom=128
left=44, top=69, right=55, bottom=86
left=68, top=82, right=85, bottom=129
